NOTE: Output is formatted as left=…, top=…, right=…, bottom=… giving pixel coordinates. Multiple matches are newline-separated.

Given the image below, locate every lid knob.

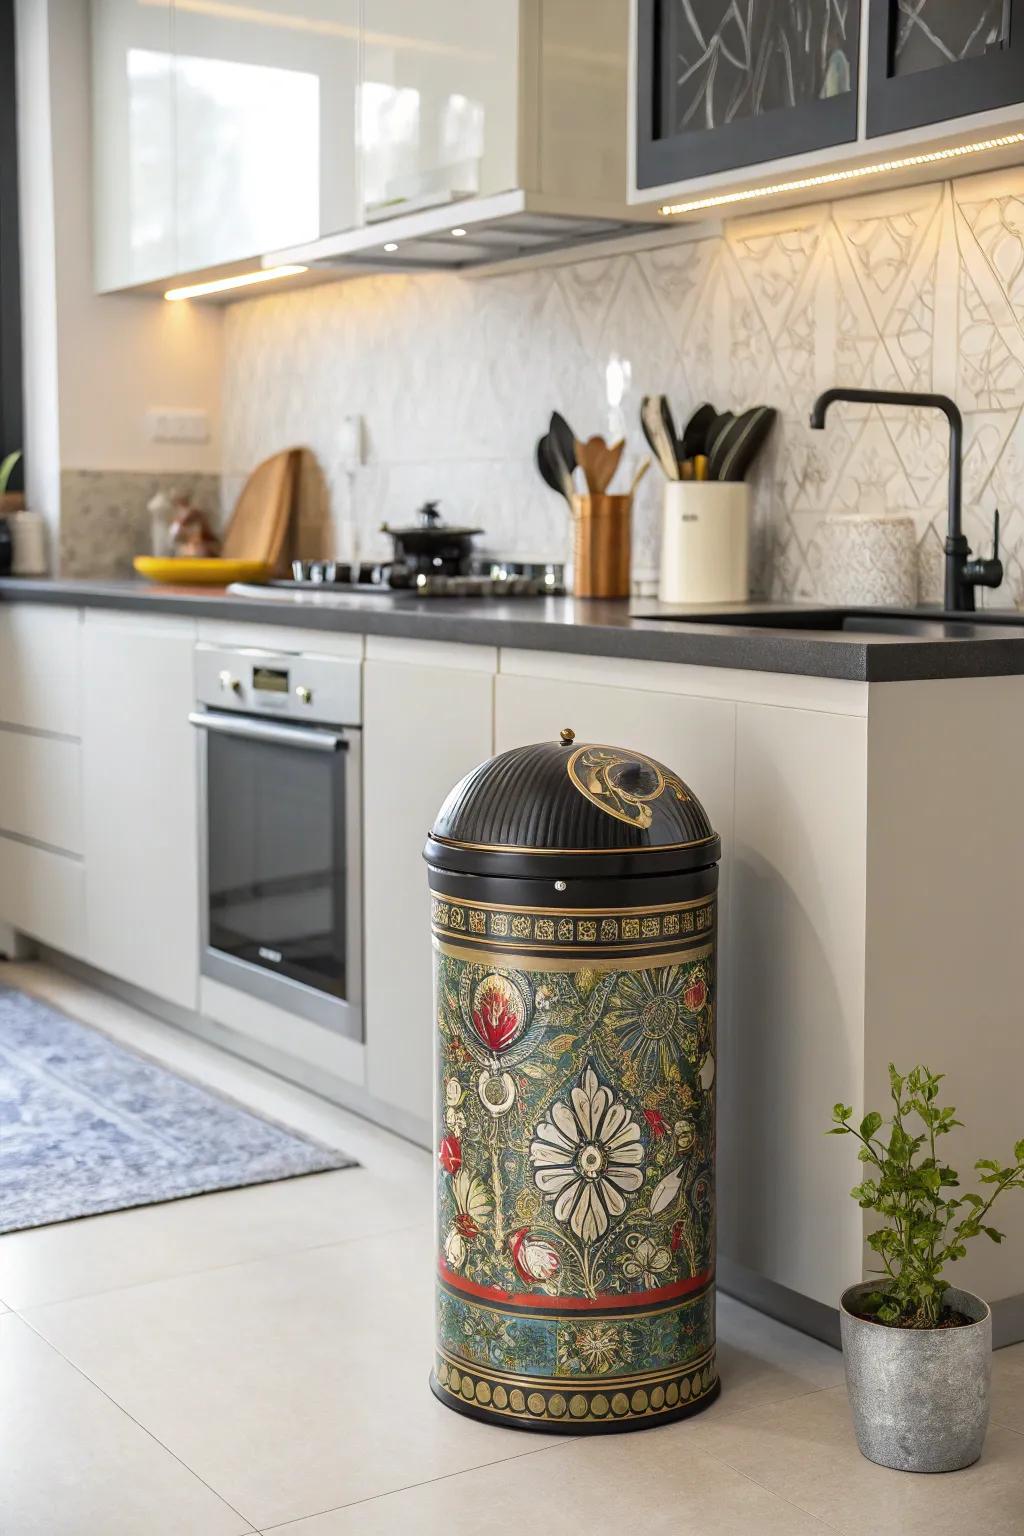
left=559, top=727, right=576, bottom=746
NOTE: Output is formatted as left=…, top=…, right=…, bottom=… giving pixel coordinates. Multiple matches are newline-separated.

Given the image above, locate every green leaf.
left=833, top=1103, right=852, bottom=1123
left=860, top=1112, right=883, bottom=1140
left=984, top=1226, right=1005, bottom=1243
left=0, top=450, right=21, bottom=497
left=1014, top=1139, right=1024, bottom=1163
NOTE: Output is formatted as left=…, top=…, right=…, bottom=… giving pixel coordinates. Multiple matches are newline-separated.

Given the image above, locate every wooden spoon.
left=575, top=436, right=626, bottom=495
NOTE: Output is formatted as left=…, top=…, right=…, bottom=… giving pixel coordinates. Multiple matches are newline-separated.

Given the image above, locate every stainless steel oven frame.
left=191, top=646, right=363, bottom=1043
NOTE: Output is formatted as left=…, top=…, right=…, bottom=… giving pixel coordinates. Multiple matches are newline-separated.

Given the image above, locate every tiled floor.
left=2, top=963, right=1023, bottom=1535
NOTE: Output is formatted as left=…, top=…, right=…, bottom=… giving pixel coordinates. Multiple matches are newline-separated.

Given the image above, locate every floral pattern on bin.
left=435, top=946, right=716, bottom=1308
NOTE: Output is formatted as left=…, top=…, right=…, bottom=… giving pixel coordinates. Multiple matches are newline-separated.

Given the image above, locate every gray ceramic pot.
left=840, top=1283, right=991, bottom=1473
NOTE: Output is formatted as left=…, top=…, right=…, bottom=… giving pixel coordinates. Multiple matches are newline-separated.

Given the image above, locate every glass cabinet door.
left=866, top=1, right=1024, bottom=136
left=635, top=0, right=861, bottom=192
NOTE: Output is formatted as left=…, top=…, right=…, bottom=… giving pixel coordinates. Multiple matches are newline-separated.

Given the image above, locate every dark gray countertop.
left=2, top=577, right=1024, bottom=683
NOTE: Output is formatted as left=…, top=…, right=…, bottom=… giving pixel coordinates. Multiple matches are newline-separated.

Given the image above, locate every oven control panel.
left=195, top=645, right=361, bottom=725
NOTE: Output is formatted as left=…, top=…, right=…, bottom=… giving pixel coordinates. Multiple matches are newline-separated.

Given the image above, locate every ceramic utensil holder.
left=658, top=482, right=749, bottom=605
left=9, top=511, right=47, bottom=575
left=815, top=512, right=917, bottom=607
left=571, top=493, right=631, bottom=599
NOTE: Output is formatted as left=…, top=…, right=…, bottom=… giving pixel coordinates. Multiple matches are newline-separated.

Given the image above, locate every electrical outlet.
left=146, top=408, right=211, bottom=444
left=339, top=414, right=364, bottom=469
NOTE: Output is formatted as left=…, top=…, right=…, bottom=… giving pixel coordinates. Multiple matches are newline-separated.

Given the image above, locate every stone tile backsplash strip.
left=60, top=470, right=221, bottom=578
left=214, top=165, right=1024, bottom=608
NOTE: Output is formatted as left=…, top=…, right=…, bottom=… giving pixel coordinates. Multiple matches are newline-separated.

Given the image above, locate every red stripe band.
left=438, top=1260, right=713, bottom=1312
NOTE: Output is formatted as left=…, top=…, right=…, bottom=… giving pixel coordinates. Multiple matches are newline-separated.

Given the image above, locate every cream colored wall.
left=864, top=675, right=1024, bottom=1303
left=16, top=0, right=223, bottom=544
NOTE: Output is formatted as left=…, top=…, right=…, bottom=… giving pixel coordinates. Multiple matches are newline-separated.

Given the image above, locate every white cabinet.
left=0, top=606, right=85, bottom=954
left=91, top=0, right=176, bottom=290
left=92, top=0, right=360, bottom=290
left=173, top=0, right=359, bottom=274
left=725, top=702, right=868, bottom=1308
left=362, top=640, right=495, bottom=1130
left=359, top=0, right=519, bottom=218
left=0, top=604, right=81, bottom=735
left=81, top=614, right=200, bottom=1009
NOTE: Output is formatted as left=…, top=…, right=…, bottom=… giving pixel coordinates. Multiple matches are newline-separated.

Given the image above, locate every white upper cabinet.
left=92, top=0, right=176, bottom=290
left=93, top=1, right=641, bottom=290
left=92, top=0, right=359, bottom=291
left=359, top=1, right=519, bottom=219
left=173, top=0, right=358, bottom=273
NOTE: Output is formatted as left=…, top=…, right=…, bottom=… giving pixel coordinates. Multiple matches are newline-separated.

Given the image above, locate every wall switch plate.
left=339, top=414, right=364, bottom=469
left=146, top=408, right=211, bottom=444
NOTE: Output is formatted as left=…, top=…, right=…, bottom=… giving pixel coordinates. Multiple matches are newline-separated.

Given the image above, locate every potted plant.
left=0, top=450, right=23, bottom=515
left=829, top=1064, right=1024, bottom=1472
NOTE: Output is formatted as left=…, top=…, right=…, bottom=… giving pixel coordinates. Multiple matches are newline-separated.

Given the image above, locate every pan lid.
left=380, top=500, right=481, bottom=540
left=424, top=729, right=720, bottom=879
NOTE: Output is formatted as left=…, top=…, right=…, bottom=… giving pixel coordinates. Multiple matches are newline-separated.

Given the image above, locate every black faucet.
left=808, top=388, right=1002, bottom=611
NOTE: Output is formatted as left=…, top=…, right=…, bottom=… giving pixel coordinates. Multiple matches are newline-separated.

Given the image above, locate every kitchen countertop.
left=2, top=576, right=1024, bottom=683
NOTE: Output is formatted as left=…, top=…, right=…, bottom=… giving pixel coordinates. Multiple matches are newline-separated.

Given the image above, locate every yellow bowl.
left=133, top=557, right=273, bottom=586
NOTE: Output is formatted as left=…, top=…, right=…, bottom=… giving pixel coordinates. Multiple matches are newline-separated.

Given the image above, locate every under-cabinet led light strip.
left=164, top=265, right=307, bottom=301
left=658, top=133, right=1024, bottom=217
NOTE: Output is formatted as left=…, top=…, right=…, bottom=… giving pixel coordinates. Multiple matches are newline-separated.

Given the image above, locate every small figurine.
left=169, top=494, right=220, bottom=558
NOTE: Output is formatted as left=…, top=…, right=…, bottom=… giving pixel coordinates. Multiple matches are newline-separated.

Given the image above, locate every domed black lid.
left=424, top=729, right=720, bottom=879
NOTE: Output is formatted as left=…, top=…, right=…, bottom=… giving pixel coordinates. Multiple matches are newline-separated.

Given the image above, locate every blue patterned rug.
left=0, top=985, right=356, bottom=1232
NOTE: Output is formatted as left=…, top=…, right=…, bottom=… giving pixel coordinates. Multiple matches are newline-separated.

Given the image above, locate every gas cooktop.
left=231, top=559, right=566, bottom=601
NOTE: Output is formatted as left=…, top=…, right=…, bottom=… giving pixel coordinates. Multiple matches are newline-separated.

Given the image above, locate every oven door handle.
left=188, top=711, right=349, bottom=753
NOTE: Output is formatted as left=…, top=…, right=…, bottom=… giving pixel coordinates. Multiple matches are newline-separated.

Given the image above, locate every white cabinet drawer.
left=0, top=730, right=82, bottom=854
left=0, top=834, right=85, bottom=957
left=0, top=606, right=82, bottom=735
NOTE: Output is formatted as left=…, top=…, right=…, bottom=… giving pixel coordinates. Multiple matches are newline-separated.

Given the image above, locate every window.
left=0, top=0, right=23, bottom=485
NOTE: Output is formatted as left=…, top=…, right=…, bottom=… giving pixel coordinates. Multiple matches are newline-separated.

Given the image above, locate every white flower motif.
left=529, top=1065, right=645, bottom=1243
left=623, top=1235, right=672, bottom=1288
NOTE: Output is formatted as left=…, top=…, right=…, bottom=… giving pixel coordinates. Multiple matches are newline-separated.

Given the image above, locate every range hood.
left=263, top=190, right=663, bottom=276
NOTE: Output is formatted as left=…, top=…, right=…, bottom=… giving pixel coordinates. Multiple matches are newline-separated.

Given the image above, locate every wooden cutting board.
left=220, top=449, right=298, bottom=573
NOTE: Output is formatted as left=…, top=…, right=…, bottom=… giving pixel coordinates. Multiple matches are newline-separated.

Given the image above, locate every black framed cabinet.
left=866, top=0, right=1024, bottom=137
left=635, top=0, right=862, bottom=194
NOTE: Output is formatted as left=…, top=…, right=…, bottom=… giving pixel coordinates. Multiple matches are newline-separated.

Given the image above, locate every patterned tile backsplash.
left=131, top=166, right=1024, bottom=606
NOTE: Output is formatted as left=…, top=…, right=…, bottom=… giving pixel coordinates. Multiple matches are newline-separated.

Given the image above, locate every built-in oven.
left=191, top=644, right=362, bottom=1042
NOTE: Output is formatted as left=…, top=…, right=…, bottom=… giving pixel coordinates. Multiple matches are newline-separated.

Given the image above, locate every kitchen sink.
left=634, top=606, right=1024, bottom=639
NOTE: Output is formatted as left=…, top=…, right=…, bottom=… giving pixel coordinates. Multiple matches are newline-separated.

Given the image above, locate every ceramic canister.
left=658, top=482, right=750, bottom=605
left=815, top=512, right=918, bottom=607
left=424, top=730, right=721, bottom=1432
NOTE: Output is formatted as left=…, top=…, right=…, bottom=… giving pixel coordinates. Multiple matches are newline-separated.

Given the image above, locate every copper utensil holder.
left=571, top=493, right=632, bottom=598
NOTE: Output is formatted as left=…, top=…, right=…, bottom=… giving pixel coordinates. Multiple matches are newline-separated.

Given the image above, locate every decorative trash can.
left=424, top=729, right=721, bottom=1432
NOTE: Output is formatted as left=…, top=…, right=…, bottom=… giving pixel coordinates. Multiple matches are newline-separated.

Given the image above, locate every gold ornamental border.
left=433, top=937, right=714, bottom=974
left=431, top=891, right=716, bottom=918
left=430, top=890, right=716, bottom=956
left=437, top=1343, right=716, bottom=1393
left=434, top=1349, right=718, bottom=1426
left=429, top=832, right=718, bottom=855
